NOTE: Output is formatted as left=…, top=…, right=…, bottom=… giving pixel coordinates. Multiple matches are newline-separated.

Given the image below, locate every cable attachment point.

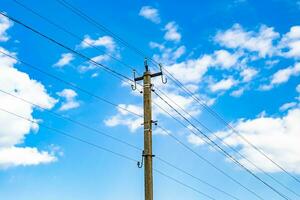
left=151, top=120, right=158, bottom=126
left=159, top=63, right=167, bottom=84
left=137, top=150, right=144, bottom=168
left=131, top=69, right=137, bottom=91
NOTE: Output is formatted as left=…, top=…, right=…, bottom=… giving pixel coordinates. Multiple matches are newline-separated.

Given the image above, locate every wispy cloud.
left=164, top=21, right=181, bottom=42
left=57, top=89, right=80, bottom=111
left=53, top=53, right=74, bottom=68
left=139, top=6, right=161, bottom=24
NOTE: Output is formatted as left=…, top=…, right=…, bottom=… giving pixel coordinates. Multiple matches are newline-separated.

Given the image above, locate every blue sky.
left=0, top=0, right=300, bottom=199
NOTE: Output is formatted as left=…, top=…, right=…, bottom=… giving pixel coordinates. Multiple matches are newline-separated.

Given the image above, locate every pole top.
left=144, top=58, right=149, bottom=72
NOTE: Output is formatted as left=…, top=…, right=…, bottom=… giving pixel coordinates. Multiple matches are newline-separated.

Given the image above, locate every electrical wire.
left=153, top=65, right=300, bottom=186
left=0, top=88, right=245, bottom=200
left=154, top=87, right=300, bottom=199
left=12, top=0, right=140, bottom=75
left=0, top=50, right=142, bottom=118
left=55, top=0, right=148, bottom=59
left=156, top=125, right=265, bottom=200
left=0, top=12, right=133, bottom=85
left=52, top=0, right=300, bottom=184
left=0, top=107, right=224, bottom=200
left=154, top=168, right=217, bottom=200
left=0, top=107, right=138, bottom=162
left=2, top=3, right=296, bottom=198
left=153, top=91, right=290, bottom=200
left=0, top=88, right=142, bottom=151
left=156, top=157, right=241, bottom=200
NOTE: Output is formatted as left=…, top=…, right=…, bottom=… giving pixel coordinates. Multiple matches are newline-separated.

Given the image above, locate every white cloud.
left=164, top=21, right=181, bottom=42
left=139, top=6, right=160, bottom=24
left=57, top=89, right=79, bottom=111
left=213, top=50, right=239, bottom=69
left=78, top=35, right=118, bottom=72
left=280, top=26, right=300, bottom=58
left=230, top=88, right=245, bottom=97
left=166, top=54, right=213, bottom=84
left=240, top=68, right=258, bottom=82
left=215, top=24, right=279, bottom=57
left=279, top=102, right=297, bottom=111
left=80, top=35, right=116, bottom=52
left=0, top=147, right=56, bottom=169
left=104, top=104, right=143, bottom=132
left=0, top=47, right=58, bottom=169
left=150, top=41, right=185, bottom=64
left=211, top=108, right=300, bottom=173
left=187, top=134, right=205, bottom=146
left=297, top=84, right=300, bottom=93
left=271, top=63, right=300, bottom=85
left=260, top=63, right=300, bottom=90
left=210, top=77, right=237, bottom=92
left=0, top=14, right=13, bottom=42
left=53, top=53, right=74, bottom=67
left=79, top=54, right=110, bottom=72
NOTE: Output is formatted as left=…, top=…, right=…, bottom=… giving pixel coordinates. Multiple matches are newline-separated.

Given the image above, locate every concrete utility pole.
left=133, top=59, right=166, bottom=200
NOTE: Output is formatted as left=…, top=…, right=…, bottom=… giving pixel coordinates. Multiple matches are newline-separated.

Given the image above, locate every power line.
left=12, top=0, right=140, bottom=75
left=0, top=107, right=223, bottom=200
left=153, top=91, right=290, bottom=200
left=0, top=50, right=142, bottom=118
left=0, top=107, right=138, bottom=163
left=3, top=2, right=297, bottom=197
left=0, top=12, right=133, bottom=84
left=156, top=157, right=241, bottom=200
left=0, top=88, right=246, bottom=200
left=154, top=65, right=300, bottom=185
left=0, top=44, right=244, bottom=199
left=154, top=88, right=300, bottom=199
left=0, top=88, right=142, bottom=151
left=156, top=125, right=265, bottom=200
left=154, top=168, right=217, bottom=200
left=51, top=0, right=300, bottom=184
left=55, top=0, right=148, bottom=59
left=0, top=87, right=248, bottom=200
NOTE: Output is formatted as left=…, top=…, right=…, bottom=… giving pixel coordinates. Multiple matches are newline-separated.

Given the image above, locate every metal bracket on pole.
left=137, top=150, right=144, bottom=168
left=131, top=69, right=137, bottom=91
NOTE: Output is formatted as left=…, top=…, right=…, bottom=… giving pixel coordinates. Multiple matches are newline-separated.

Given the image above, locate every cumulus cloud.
left=279, top=102, right=297, bottom=111
left=187, top=134, right=205, bottom=146
left=0, top=147, right=56, bottom=169
left=213, top=50, right=239, bottom=69
left=104, top=104, right=143, bottom=132
left=230, top=88, right=245, bottom=97
left=211, top=108, right=300, bottom=173
left=166, top=54, right=213, bottom=85
left=0, top=14, right=13, bottom=42
left=209, top=77, right=237, bottom=92
left=79, top=54, right=111, bottom=72
left=150, top=41, right=185, bottom=64
left=164, top=21, right=181, bottom=42
left=139, top=6, right=160, bottom=24
left=272, top=63, right=300, bottom=85
left=53, top=53, right=74, bottom=67
left=280, top=26, right=300, bottom=58
left=0, top=47, right=58, bottom=169
left=80, top=35, right=116, bottom=52
left=240, top=68, right=258, bottom=82
left=78, top=35, right=118, bottom=72
left=215, top=24, right=279, bottom=57
left=297, top=84, right=300, bottom=93
left=57, top=89, right=80, bottom=111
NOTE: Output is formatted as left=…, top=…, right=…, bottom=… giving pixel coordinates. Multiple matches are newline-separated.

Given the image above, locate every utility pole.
left=132, top=59, right=166, bottom=200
